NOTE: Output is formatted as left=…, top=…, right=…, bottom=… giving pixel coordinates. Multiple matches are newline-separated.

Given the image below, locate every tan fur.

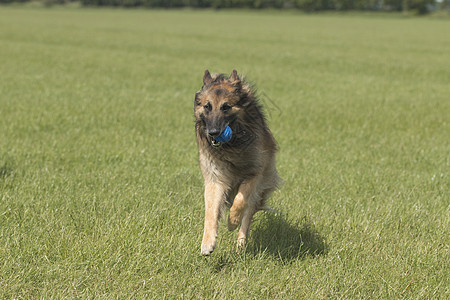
left=195, top=70, right=281, bottom=255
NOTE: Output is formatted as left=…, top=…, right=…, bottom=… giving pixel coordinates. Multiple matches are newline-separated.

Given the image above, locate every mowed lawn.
left=0, top=6, right=449, bottom=298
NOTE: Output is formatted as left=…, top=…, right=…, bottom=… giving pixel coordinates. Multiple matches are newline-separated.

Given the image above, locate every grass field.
left=0, top=6, right=449, bottom=298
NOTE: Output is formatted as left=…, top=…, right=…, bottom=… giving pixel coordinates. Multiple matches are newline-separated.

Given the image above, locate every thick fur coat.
left=195, top=70, right=281, bottom=255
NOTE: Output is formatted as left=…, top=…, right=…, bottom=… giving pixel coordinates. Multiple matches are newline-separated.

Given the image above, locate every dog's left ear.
left=229, top=69, right=241, bottom=86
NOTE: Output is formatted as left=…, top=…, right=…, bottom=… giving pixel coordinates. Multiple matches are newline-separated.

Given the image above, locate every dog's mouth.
left=208, top=122, right=231, bottom=148
left=210, top=131, right=225, bottom=148
left=211, top=139, right=221, bottom=147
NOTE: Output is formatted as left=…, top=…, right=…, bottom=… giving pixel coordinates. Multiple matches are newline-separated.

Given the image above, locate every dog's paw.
left=236, top=238, right=247, bottom=254
left=227, top=210, right=243, bottom=231
left=200, top=243, right=215, bottom=256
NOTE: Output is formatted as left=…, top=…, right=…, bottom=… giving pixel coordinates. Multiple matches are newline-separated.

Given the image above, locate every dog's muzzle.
left=211, top=139, right=222, bottom=147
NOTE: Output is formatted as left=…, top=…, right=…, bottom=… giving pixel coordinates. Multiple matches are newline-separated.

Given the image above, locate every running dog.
left=195, top=69, right=281, bottom=255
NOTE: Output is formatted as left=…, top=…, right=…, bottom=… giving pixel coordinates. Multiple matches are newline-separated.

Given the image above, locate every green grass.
left=1, top=6, right=449, bottom=298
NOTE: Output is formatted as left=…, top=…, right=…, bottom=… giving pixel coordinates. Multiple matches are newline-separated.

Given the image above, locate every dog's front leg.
left=201, top=182, right=225, bottom=256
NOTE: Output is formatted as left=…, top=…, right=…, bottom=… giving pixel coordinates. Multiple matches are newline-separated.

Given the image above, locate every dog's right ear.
left=203, top=70, right=213, bottom=86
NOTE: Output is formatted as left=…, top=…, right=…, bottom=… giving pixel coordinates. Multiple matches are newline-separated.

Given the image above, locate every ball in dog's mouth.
left=211, top=125, right=232, bottom=147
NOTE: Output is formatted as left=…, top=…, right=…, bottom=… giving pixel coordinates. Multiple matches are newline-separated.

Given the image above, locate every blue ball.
left=215, top=126, right=232, bottom=143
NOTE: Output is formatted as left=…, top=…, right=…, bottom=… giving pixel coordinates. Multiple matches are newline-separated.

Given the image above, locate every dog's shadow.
left=209, top=212, right=327, bottom=272
left=247, top=212, right=327, bottom=262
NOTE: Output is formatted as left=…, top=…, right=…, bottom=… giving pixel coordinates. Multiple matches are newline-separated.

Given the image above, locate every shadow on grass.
left=247, top=212, right=328, bottom=262
left=210, top=212, right=327, bottom=272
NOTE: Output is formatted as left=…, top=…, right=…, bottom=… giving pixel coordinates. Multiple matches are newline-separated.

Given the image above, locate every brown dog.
left=194, top=69, right=281, bottom=255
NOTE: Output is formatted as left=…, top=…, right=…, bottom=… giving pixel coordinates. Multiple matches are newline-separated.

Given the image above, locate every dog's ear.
left=203, top=70, right=213, bottom=86
left=229, top=69, right=240, bottom=86
left=194, top=91, right=201, bottom=106
left=230, top=70, right=248, bottom=106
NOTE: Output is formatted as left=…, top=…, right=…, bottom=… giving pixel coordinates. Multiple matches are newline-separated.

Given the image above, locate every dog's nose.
left=208, top=128, right=221, bottom=137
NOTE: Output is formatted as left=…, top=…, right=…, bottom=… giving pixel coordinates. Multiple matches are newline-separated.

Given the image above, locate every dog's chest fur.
left=198, top=138, right=262, bottom=184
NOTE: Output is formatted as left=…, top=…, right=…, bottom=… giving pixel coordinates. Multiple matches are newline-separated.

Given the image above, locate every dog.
left=194, top=69, right=281, bottom=255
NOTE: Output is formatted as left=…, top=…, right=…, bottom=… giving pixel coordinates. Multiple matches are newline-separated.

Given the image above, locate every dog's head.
left=194, top=70, right=250, bottom=138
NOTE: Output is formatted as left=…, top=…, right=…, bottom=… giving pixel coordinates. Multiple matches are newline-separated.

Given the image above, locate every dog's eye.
left=221, top=103, right=232, bottom=112
left=203, top=102, right=211, bottom=110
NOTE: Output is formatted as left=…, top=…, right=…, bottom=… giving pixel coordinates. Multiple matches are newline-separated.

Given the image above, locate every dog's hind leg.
left=227, top=176, right=262, bottom=252
left=227, top=176, right=261, bottom=232
left=236, top=205, right=257, bottom=252
left=201, top=183, right=226, bottom=256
